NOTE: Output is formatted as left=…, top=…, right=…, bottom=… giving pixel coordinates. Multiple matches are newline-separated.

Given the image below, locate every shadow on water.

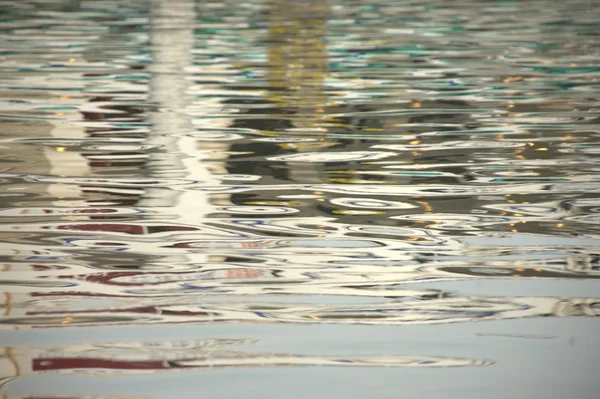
left=0, top=0, right=600, bottom=397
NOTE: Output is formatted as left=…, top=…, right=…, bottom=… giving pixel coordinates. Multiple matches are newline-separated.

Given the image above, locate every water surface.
left=1, top=0, right=599, bottom=398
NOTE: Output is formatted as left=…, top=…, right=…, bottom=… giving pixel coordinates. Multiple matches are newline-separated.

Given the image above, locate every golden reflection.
left=277, top=141, right=337, bottom=151
left=503, top=76, right=524, bottom=83
left=362, top=127, right=383, bottom=132
left=416, top=200, right=433, bottom=213
left=326, top=177, right=381, bottom=184
left=267, top=0, right=328, bottom=130
left=2, top=293, right=11, bottom=316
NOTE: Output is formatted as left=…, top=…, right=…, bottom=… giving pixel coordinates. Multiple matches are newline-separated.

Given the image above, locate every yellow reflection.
left=4, top=347, right=18, bottom=376
left=267, top=0, right=327, bottom=130
left=503, top=76, right=524, bottom=83
left=362, top=128, right=383, bottom=132
left=277, top=142, right=337, bottom=151
left=260, top=131, right=280, bottom=137
left=56, top=147, right=66, bottom=152
left=327, top=177, right=378, bottom=183
left=415, top=200, right=432, bottom=213
left=3, top=292, right=11, bottom=316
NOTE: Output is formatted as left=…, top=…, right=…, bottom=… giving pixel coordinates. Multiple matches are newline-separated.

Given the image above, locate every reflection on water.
left=1, top=0, right=600, bottom=397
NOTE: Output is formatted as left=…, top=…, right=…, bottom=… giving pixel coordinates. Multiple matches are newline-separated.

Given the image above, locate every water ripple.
left=1, top=0, right=600, bottom=396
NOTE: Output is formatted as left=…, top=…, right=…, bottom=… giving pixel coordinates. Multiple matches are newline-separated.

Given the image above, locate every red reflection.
left=51, top=223, right=198, bottom=234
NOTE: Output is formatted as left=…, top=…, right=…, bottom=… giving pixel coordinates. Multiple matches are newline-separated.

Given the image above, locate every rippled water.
left=1, top=0, right=600, bottom=397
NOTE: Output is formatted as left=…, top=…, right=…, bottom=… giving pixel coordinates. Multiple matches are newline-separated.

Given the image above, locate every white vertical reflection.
left=146, top=0, right=196, bottom=180
left=143, top=0, right=226, bottom=219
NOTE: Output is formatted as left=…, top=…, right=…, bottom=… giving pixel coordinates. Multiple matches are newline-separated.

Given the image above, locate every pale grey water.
left=0, top=0, right=600, bottom=398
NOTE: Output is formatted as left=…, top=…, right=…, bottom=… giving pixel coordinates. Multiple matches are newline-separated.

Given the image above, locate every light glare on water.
left=0, top=0, right=599, bottom=398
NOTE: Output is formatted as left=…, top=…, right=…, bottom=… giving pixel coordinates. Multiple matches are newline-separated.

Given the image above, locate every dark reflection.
left=226, top=0, right=329, bottom=184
